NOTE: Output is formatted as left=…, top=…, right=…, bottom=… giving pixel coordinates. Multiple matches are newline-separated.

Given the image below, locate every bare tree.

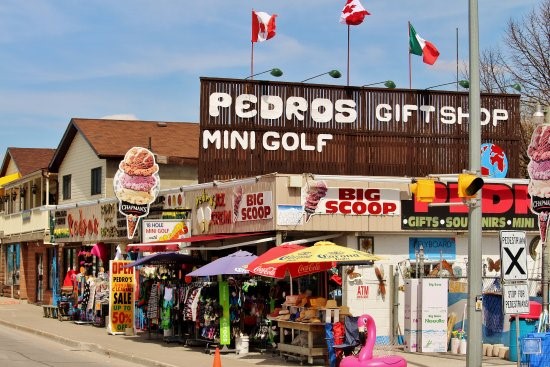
left=504, top=0, right=550, bottom=106
left=463, top=1, right=549, bottom=177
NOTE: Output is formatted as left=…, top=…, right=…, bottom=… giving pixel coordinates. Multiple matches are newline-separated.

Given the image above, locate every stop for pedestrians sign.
left=499, top=231, right=528, bottom=281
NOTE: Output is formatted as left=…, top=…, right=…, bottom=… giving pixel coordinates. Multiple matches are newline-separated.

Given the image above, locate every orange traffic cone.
left=212, top=346, right=222, bottom=367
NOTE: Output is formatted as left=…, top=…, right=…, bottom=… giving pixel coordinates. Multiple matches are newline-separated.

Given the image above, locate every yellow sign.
left=108, top=260, right=134, bottom=335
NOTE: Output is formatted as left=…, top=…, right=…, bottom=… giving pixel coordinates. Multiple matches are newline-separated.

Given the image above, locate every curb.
left=0, top=319, right=178, bottom=367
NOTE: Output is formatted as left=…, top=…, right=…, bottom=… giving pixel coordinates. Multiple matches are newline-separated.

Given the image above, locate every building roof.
left=0, top=147, right=56, bottom=177
left=49, top=118, right=200, bottom=171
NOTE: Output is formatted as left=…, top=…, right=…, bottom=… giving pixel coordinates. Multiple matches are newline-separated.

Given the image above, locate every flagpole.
left=347, top=25, right=350, bottom=86
left=251, top=9, right=254, bottom=79
left=456, top=27, right=459, bottom=91
left=408, top=21, right=412, bottom=89
left=251, top=41, right=254, bottom=79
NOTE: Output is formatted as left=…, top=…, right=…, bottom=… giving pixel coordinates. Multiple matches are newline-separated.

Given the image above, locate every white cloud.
left=100, top=114, right=138, bottom=121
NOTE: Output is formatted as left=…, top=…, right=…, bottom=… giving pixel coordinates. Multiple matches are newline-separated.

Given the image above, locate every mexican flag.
left=409, top=23, right=440, bottom=65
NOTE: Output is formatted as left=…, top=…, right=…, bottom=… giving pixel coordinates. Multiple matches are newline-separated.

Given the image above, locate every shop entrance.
left=36, top=254, right=43, bottom=303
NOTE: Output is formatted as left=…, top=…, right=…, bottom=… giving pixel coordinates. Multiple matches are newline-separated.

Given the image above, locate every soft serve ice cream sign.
left=114, top=147, right=160, bottom=239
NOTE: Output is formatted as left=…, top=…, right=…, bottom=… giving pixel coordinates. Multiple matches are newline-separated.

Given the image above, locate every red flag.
left=252, top=11, right=277, bottom=42
left=340, top=0, right=370, bottom=26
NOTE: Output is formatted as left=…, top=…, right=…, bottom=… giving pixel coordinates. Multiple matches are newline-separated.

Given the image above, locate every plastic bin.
left=521, top=332, right=550, bottom=367
left=509, top=301, right=541, bottom=362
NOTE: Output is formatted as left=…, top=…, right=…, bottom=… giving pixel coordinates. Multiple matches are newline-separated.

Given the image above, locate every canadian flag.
left=340, top=0, right=370, bottom=26
left=252, top=11, right=277, bottom=42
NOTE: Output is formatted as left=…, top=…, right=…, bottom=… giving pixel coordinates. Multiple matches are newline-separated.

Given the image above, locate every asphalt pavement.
left=0, top=297, right=516, bottom=367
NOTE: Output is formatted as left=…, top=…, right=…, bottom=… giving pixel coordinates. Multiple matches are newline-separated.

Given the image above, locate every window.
left=6, top=244, right=20, bottom=286
left=63, top=248, right=77, bottom=278
left=62, top=175, right=71, bottom=200
left=91, top=167, right=102, bottom=195
left=47, top=248, right=55, bottom=290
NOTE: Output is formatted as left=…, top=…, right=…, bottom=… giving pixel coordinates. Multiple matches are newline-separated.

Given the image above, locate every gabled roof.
left=0, top=147, right=56, bottom=177
left=49, top=118, right=200, bottom=171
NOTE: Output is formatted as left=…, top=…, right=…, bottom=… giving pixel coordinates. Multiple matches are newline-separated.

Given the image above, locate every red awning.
left=127, top=232, right=271, bottom=252
left=126, top=243, right=181, bottom=252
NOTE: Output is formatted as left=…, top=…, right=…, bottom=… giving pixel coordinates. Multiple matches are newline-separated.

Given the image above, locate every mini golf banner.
left=108, top=260, right=135, bottom=335
left=219, top=281, right=230, bottom=345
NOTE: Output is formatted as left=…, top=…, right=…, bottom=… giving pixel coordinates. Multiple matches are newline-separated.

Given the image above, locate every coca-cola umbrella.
left=246, top=243, right=333, bottom=279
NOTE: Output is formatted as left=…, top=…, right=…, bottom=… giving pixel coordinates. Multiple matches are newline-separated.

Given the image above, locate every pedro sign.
left=108, top=260, right=135, bottom=335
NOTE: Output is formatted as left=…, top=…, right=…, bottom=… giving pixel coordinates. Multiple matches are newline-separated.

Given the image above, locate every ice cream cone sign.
left=527, top=121, right=550, bottom=241
left=303, top=180, right=328, bottom=222
left=114, top=147, right=160, bottom=239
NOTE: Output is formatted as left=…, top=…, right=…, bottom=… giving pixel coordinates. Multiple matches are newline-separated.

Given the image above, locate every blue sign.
left=409, top=237, right=456, bottom=261
left=481, top=143, right=508, bottom=178
left=522, top=338, right=542, bottom=354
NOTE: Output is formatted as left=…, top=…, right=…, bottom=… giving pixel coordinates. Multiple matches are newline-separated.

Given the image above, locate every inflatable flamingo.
left=340, top=314, right=407, bottom=367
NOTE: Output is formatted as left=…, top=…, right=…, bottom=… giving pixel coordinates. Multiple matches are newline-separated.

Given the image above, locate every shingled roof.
left=50, top=118, right=199, bottom=171
left=1, top=147, right=56, bottom=176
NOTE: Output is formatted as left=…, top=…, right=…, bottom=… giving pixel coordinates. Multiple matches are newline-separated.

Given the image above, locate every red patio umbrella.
left=246, top=243, right=333, bottom=279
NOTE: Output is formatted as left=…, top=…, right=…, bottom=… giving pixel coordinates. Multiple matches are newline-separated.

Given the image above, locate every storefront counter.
left=277, top=320, right=327, bottom=365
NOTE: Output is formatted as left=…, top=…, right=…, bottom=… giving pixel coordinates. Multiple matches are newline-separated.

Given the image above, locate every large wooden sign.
left=199, top=77, right=521, bottom=182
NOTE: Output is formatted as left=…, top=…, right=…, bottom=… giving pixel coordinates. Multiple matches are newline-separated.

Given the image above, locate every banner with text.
left=108, top=260, right=135, bottom=335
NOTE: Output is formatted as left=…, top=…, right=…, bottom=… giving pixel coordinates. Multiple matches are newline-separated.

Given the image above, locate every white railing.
left=0, top=208, right=49, bottom=237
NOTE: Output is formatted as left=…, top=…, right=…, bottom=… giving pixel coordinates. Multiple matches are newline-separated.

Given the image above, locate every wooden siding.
left=58, top=133, right=106, bottom=204
left=5, top=160, right=18, bottom=176
left=199, top=78, right=521, bottom=182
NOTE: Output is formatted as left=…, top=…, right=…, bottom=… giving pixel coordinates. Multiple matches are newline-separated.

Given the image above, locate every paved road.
left=0, top=298, right=517, bottom=367
left=0, top=324, right=145, bottom=367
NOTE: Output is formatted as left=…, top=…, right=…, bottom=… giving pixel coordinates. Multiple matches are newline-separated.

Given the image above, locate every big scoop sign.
left=114, top=147, right=161, bottom=239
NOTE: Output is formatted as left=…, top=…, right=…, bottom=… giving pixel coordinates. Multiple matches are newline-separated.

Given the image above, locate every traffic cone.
left=212, top=347, right=222, bottom=367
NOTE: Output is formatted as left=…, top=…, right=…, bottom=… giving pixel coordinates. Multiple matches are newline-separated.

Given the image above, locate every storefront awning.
left=0, top=172, right=21, bottom=188
left=127, top=232, right=273, bottom=252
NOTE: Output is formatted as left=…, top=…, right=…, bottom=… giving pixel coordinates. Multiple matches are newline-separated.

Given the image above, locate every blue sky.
left=0, top=0, right=542, bottom=163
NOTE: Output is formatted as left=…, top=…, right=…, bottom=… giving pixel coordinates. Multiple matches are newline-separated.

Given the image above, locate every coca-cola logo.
left=297, top=263, right=322, bottom=274
left=252, top=266, right=277, bottom=276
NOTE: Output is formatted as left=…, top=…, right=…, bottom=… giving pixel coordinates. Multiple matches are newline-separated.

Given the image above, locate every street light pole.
left=467, top=0, right=483, bottom=366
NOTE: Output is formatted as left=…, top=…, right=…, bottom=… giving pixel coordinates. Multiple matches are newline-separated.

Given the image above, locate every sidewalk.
left=0, top=297, right=515, bottom=367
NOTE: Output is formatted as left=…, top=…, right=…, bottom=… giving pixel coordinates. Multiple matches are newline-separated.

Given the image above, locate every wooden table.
left=277, top=320, right=327, bottom=365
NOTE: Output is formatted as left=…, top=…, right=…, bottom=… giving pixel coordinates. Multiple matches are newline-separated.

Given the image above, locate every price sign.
left=108, top=260, right=135, bottom=335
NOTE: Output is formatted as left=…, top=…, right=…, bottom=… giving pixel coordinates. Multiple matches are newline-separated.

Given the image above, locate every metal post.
left=544, top=238, right=549, bottom=315
left=467, top=0, right=483, bottom=366
left=11, top=249, right=16, bottom=299
left=415, top=248, right=419, bottom=278
left=544, top=107, right=550, bottom=317
left=419, top=245, right=425, bottom=279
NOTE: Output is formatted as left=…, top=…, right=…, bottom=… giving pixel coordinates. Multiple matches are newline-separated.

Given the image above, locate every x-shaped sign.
left=504, top=247, right=526, bottom=275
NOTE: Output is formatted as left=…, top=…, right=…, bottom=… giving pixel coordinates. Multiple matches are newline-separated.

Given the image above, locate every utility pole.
left=467, top=0, right=483, bottom=366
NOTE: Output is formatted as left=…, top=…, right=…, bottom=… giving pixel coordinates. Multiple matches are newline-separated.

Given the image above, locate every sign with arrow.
left=500, top=230, right=528, bottom=281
